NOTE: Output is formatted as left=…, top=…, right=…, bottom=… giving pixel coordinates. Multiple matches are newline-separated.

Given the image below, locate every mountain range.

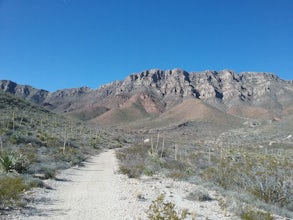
left=1, top=69, right=293, bottom=128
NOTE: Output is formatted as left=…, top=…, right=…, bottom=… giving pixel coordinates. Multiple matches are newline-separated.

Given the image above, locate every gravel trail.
left=12, top=149, right=238, bottom=220
left=17, top=150, right=122, bottom=219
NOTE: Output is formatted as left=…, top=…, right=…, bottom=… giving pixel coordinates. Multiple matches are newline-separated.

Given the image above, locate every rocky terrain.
left=12, top=150, right=237, bottom=220
left=1, top=69, right=293, bottom=127
left=1, top=69, right=293, bottom=219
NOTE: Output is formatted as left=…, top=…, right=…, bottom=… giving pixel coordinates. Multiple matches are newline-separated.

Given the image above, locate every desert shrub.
left=116, top=144, right=149, bottom=178
left=89, top=136, right=100, bottom=149
left=161, top=157, right=186, bottom=171
left=167, top=170, right=186, bottom=180
left=201, top=146, right=293, bottom=210
left=13, top=153, right=30, bottom=173
left=53, top=147, right=84, bottom=166
left=115, top=150, right=126, bottom=160
left=8, top=134, right=23, bottom=144
left=118, top=165, right=132, bottom=177
left=18, top=147, right=37, bottom=164
left=118, top=160, right=145, bottom=178
left=0, top=175, right=28, bottom=208
left=0, top=151, right=30, bottom=173
left=186, top=189, right=213, bottom=202
left=161, top=157, right=193, bottom=180
left=241, top=209, right=274, bottom=220
left=24, top=177, right=44, bottom=188
left=116, top=142, right=194, bottom=179
left=44, top=168, right=56, bottom=179
left=146, top=194, right=188, bottom=220
left=0, top=151, right=15, bottom=173
left=143, top=167, right=154, bottom=176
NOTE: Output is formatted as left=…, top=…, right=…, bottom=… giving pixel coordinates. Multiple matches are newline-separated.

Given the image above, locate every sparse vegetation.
left=241, top=209, right=274, bottom=220
left=0, top=151, right=29, bottom=173
left=0, top=91, right=124, bottom=210
left=186, top=189, right=213, bottom=202
left=1, top=79, right=293, bottom=219
left=116, top=134, right=194, bottom=179
left=115, top=144, right=149, bottom=178
left=146, top=194, right=188, bottom=220
left=43, top=168, right=57, bottom=179
left=201, top=146, right=293, bottom=210
left=116, top=126, right=293, bottom=219
left=0, top=175, right=28, bottom=209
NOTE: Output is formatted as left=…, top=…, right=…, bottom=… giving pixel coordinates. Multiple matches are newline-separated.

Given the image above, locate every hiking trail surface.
left=12, top=150, right=238, bottom=220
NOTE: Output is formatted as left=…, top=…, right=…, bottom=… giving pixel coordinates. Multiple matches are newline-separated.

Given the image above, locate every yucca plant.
left=0, top=151, right=16, bottom=173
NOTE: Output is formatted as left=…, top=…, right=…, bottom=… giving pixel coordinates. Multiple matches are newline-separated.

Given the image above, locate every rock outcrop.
left=1, top=69, right=293, bottom=123
left=0, top=80, right=49, bottom=104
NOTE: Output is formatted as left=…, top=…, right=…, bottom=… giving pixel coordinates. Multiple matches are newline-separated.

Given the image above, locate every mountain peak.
left=1, top=69, right=293, bottom=124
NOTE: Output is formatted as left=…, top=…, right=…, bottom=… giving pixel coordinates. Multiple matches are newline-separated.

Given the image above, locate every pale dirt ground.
left=10, top=150, right=240, bottom=220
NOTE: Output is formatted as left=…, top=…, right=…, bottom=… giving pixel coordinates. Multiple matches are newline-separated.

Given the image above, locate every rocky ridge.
left=1, top=69, right=293, bottom=123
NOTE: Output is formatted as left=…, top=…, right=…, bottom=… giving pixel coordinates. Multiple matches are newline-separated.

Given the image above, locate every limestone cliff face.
left=119, top=69, right=195, bottom=97
left=1, top=68, right=292, bottom=120
left=111, top=69, right=292, bottom=111
left=0, top=80, right=49, bottom=104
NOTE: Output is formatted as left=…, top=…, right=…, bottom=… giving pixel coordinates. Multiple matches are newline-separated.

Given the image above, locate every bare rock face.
left=237, top=72, right=293, bottom=114
left=0, top=80, right=49, bottom=104
left=119, top=69, right=195, bottom=97
left=1, top=68, right=292, bottom=122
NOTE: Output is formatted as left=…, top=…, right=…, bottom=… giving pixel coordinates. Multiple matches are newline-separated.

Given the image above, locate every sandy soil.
left=11, top=150, right=239, bottom=220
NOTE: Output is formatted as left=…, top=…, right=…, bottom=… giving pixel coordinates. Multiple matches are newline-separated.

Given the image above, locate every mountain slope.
left=91, top=90, right=165, bottom=126
left=122, top=98, right=243, bottom=132
left=159, top=98, right=237, bottom=124
left=1, top=69, right=293, bottom=126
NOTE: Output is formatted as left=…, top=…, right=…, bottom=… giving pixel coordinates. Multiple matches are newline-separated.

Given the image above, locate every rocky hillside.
left=1, top=69, right=293, bottom=125
left=0, top=80, right=49, bottom=104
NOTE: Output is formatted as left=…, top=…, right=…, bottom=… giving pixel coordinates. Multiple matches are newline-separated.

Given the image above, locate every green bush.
left=13, top=153, right=30, bottom=173
left=44, top=168, right=56, bottom=179
left=54, top=147, right=84, bottom=166
left=0, top=151, right=15, bottom=173
left=241, top=210, right=274, bottom=220
left=143, top=167, right=154, bottom=176
left=90, top=136, right=100, bottom=149
left=0, top=151, right=29, bottom=173
left=0, top=176, right=28, bottom=208
left=8, top=134, right=23, bottom=144
left=146, top=194, right=188, bottom=220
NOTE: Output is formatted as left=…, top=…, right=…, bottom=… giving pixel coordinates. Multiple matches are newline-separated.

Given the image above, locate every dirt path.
left=13, top=149, right=238, bottom=220
left=18, top=150, right=123, bottom=220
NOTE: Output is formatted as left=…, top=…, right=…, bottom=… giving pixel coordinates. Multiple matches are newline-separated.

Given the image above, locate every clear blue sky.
left=0, top=0, right=292, bottom=91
